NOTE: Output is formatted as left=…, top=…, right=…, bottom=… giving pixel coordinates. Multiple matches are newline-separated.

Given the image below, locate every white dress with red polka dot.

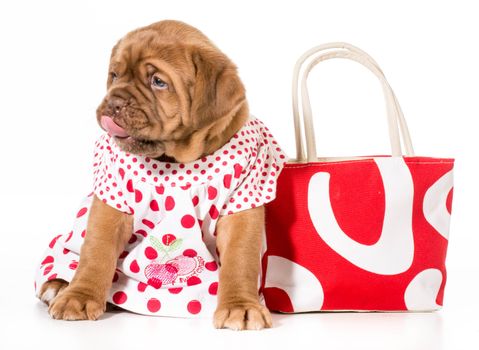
left=34, top=116, right=287, bottom=317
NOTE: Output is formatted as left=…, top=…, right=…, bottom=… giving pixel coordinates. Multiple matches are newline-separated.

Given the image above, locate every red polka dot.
left=69, top=261, right=78, bottom=270
left=187, top=276, right=202, bottom=286
left=205, top=261, right=218, bottom=271
left=186, top=276, right=201, bottom=286
left=119, top=251, right=129, bottom=259
left=162, top=234, right=176, bottom=246
left=63, top=248, right=70, bottom=255
left=81, top=230, right=86, bottom=238
left=155, top=185, right=165, bottom=194
left=150, top=200, right=159, bottom=211
left=233, top=163, right=243, bottom=178
left=181, top=215, right=195, bottom=228
left=49, top=234, right=62, bottom=249
left=223, top=174, right=232, bottom=189
left=76, top=207, right=88, bottom=218
left=41, top=256, right=54, bottom=265
left=128, top=234, right=137, bottom=244
left=112, top=272, right=119, bottom=283
left=187, top=300, right=202, bottom=314
left=208, top=282, right=218, bottom=295
left=112, top=291, right=127, bottom=304
left=130, top=260, right=140, bottom=273
left=168, top=287, right=183, bottom=294
left=135, top=189, right=143, bottom=203
left=145, top=247, right=158, bottom=260
left=137, top=282, right=148, bottom=292
left=192, top=196, right=199, bottom=207
left=147, top=298, right=161, bottom=313
left=43, top=264, right=53, bottom=275
left=165, top=196, right=175, bottom=211
left=209, top=205, right=219, bottom=219
left=126, top=179, right=134, bottom=192
left=208, top=186, right=218, bottom=200
left=183, top=249, right=197, bottom=257
left=119, top=168, right=125, bottom=179
left=142, top=219, right=155, bottom=229
left=136, top=229, right=148, bottom=237
left=65, top=231, right=73, bottom=243
left=47, top=273, right=58, bottom=281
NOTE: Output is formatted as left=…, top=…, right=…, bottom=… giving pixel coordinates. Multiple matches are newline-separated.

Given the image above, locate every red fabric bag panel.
left=262, top=156, right=454, bottom=312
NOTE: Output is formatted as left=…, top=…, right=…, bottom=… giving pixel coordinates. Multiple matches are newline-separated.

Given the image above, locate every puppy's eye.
left=110, top=72, right=118, bottom=81
left=151, top=74, right=168, bottom=90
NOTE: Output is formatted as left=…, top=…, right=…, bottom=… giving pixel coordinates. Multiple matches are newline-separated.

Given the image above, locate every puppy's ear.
left=190, top=47, right=246, bottom=129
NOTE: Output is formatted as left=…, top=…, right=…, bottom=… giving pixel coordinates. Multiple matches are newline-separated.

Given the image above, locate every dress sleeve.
left=92, top=134, right=133, bottom=214
left=219, top=129, right=287, bottom=216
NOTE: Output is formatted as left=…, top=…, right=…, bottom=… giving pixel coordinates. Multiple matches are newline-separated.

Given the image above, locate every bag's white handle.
left=292, top=43, right=414, bottom=162
left=301, top=50, right=408, bottom=160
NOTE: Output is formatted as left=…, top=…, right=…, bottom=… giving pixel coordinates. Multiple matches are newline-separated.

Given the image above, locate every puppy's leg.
left=213, top=206, right=272, bottom=330
left=48, top=195, right=132, bottom=320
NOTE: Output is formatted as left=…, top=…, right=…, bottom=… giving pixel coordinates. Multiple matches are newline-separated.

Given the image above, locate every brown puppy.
left=39, top=20, right=272, bottom=330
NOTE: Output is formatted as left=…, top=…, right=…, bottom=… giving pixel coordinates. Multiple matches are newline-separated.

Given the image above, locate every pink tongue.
left=100, top=116, right=129, bottom=138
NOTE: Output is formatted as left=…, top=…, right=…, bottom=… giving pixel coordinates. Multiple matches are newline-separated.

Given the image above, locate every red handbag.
left=261, top=43, right=454, bottom=312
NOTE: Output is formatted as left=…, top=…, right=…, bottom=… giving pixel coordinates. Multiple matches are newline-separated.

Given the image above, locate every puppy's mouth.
left=100, top=115, right=166, bottom=159
left=100, top=115, right=152, bottom=144
left=100, top=115, right=130, bottom=138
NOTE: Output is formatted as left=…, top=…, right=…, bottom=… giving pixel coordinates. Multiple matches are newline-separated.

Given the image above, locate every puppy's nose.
left=108, top=96, right=125, bottom=114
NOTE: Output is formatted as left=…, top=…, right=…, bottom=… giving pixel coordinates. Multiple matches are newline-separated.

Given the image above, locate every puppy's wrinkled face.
left=96, top=20, right=245, bottom=160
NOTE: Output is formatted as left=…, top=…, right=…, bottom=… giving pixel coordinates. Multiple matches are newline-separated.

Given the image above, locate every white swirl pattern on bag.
left=423, top=170, right=453, bottom=240
left=404, top=269, right=443, bottom=310
left=307, top=157, right=415, bottom=275
left=264, top=255, right=324, bottom=312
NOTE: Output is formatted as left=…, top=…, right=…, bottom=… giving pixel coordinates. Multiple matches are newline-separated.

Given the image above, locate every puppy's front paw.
left=213, top=303, right=273, bottom=330
left=48, top=286, right=105, bottom=321
left=38, top=279, right=69, bottom=305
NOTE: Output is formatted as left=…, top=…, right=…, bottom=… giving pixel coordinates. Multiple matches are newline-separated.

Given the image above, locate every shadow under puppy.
left=35, top=20, right=286, bottom=330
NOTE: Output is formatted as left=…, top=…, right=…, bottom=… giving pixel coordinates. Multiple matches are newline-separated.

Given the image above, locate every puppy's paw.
left=48, top=286, right=105, bottom=321
left=213, top=303, right=273, bottom=330
left=38, top=279, right=69, bottom=306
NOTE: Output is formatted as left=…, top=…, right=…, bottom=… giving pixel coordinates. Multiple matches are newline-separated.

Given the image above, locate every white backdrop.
left=1, top=0, right=478, bottom=349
